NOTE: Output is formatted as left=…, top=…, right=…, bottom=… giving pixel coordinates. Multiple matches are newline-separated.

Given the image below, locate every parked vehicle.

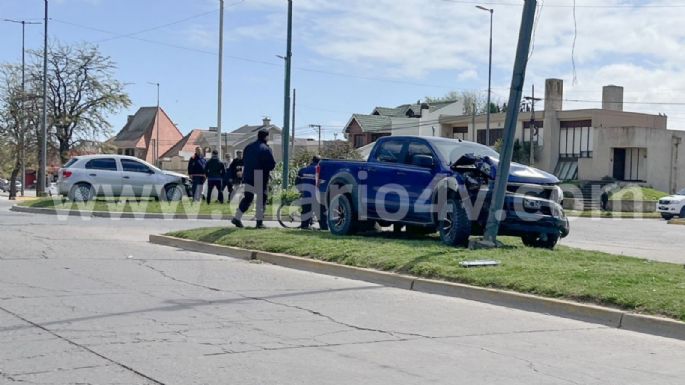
left=57, top=155, right=191, bottom=202
left=313, top=136, right=569, bottom=248
left=0, top=179, right=21, bottom=193
left=657, top=188, right=685, bottom=220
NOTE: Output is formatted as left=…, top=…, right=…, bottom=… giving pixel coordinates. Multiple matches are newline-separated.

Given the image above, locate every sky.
left=1, top=0, right=685, bottom=143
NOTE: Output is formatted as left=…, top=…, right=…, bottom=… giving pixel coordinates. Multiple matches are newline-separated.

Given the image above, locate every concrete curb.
left=667, top=219, right=685, bottom=226
left=11, top=205, right=276, bottom=221
left=149, top=234, right=685, bottom=341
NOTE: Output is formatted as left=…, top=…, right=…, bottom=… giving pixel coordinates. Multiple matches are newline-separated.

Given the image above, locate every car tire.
left=327, top=193, right=357, bottom=236
left=661, top=213, right=674, bottom=220
left=521, top=233, right=560, bottom=249
left=162, top=184, right=184, bottom=202
left=438, top=197, right=471, bottom=247
left=680, top=206, right=685, bottom=218
left=69, top=183, right=94, bottom=202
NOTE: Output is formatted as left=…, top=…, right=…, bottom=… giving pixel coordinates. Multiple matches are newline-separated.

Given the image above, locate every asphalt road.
left=561, top=216, right=684, bottom=264
left=1, top=198, right=684, bottom=384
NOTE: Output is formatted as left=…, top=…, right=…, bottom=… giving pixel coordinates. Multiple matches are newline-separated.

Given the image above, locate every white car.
left=57, top=155, right=190, bottom=202
left=657, top=188, right=685, bottom=220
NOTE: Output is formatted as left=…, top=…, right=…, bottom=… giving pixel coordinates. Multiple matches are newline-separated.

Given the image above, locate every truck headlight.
left=523, top=197, right=542, bottom=210
left=551, top=185, right=564, bottom=204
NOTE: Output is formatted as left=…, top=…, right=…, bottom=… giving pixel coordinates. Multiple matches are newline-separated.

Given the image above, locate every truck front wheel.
left=438, top=197, right=470, bottom=247
left=521, top=233, right=559, bottom=249
left=328, top=193, right=356, bottom=236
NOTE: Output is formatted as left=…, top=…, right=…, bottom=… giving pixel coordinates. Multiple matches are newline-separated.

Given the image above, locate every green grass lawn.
left=19, top=197, right=274, bottom=216
left=167, top=227, right=685, bottom=322
left=610, top=186, right=668, bottom=201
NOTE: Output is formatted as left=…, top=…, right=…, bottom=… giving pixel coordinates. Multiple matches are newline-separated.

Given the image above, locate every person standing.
left=222, top=154, right=233, bottom=201
left=187, top=147, right=207, bottom=202
left=231, top=130, right=275, bottom=229
left=205, top=150, right=226, bottom=204
left=226, top=150, right=244, bottom=197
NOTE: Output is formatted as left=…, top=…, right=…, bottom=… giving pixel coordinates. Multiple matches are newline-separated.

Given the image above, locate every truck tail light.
left=315, top=164, right=321, bottom=187
left=62, top=170, right=72, bottom=178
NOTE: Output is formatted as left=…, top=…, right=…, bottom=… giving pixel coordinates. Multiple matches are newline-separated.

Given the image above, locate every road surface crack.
left=0, top=305, right=167, bottom=385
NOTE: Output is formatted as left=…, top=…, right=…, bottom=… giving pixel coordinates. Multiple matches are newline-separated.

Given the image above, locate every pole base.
left=469, top=237, right=504, bottom=250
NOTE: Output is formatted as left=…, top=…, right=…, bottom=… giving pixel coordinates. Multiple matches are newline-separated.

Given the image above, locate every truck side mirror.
left=412, top=155, right=434, bottom=169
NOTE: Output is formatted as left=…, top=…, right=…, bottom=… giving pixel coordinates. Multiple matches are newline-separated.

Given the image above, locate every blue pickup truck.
left=314, top=136, right=569, bottom=248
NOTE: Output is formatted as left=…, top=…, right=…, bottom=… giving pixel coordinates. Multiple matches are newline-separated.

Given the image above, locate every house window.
left=477, top=129, right=503, bottom=145
left=559, top=120, right=593, bottom=158
left=124, top=148, right=135, bottom=156
left=354, top=135, right=365, bottom=148
left=452, top=126, right=468, bottom=140
left=522, top=120, right=543, bottom=143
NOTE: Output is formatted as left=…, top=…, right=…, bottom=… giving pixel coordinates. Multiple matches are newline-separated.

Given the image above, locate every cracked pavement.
left=1, top=198, right=684, bottom=384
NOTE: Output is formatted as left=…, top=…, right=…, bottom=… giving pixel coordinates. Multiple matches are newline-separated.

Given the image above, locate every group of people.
left=187, top=147, right=245, bottom=205
left=187, top=129, right=277, bottom=229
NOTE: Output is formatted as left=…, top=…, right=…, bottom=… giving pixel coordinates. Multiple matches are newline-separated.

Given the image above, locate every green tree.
left=0, top=64, right=39, bottom=200
left=29, top=42, right=131, bottom=164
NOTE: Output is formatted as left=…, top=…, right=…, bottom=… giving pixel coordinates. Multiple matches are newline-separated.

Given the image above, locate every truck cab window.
left=375, top=141, right=404, bottom=163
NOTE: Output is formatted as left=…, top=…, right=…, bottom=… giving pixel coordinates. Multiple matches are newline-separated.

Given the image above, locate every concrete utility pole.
left=481, top=0, right=537, bottom=247
left=291, top=88, right=296, bottom=152
left=147, top=82, right=160, bottom=166
left=281, top=0, right=293, bottom=190
left=38, top=0, right=48, bottom=197
left=309, top=124, right=322, bottom=152
left=476, top=5, right=494, bottom=146
left=3, top=19, right=41, bottom=197
left=217, top=0, right=224, bottom=161
left=524, top=84, right=541, bottom=166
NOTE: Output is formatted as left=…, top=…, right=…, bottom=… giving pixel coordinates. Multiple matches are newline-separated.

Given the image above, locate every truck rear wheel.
left=328, top=193, right=356, bottom=236
left=438, top=197, right=470, bottom=247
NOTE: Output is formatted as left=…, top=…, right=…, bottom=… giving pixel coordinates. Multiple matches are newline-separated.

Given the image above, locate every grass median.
left=167, top=227, right=685, bottom=322
left=19, top=197, right=273, bottom=217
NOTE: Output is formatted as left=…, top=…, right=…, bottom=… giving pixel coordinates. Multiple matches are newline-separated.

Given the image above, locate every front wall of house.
left=582, top=127, right=685, bottom=192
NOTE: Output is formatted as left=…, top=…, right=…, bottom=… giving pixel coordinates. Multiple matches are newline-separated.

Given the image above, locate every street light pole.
left=281, top=0, right=293, bottom=190
left=147, top=82, right=160, bottom=166
left=3, top=19, right=41, bottom=197
left=38, top=0, right=48, bottom=196
left=217, top=0, right=224, bottom=161
left=476, top=5, right=494, bottom=146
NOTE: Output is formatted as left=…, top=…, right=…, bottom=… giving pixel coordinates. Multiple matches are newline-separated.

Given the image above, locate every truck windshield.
left=432, top=141, right=499, bottom=165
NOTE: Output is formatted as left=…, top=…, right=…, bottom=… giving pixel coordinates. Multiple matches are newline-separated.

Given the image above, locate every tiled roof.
left=351, top=114, right=392, bottom=133
left=111, top=107, right=158, bottom=147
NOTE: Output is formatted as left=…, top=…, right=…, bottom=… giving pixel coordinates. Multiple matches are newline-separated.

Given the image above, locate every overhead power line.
left=440, top=0, right=685, bottom=8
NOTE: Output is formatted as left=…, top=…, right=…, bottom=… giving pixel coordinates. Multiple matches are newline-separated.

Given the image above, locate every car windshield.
left=677, top=188, right=685, bottom=195
left=432, top=140, right=499, bottom=165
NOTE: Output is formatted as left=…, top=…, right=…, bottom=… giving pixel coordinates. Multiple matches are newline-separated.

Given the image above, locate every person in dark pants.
left=296, top=155, right=323, bottom=229
left=205, top=150, right=225, bottom=204
left=187, top=147, right=207, bottom=202
left=231, top=130, right=276, bottom=229
left=224, top=151, right=244, bottom=202
left=222, top=154, right=233, bottom=200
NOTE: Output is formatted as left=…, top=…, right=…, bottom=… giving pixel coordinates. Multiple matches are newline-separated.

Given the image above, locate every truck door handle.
left=89, top=173, right=96, bottom=177
left=123, top=176, right=130, bottom=179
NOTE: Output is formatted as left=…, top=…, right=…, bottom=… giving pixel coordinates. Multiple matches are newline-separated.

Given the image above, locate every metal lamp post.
left=3, top=19, right=41, bottom=197
left=147, top=82, right=160, bottom=166
left=38, top=0, right=48, bottom=196
left=217, top=0, right=224, bottom=161
left=476, top=5, right=493, bottom=146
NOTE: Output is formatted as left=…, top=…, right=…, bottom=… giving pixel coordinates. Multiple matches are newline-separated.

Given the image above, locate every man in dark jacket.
left=231, top=130, right=276, bottom=229
left=187, top=147, right=207, bottom=202
left=205, top=150, right=225, bottom=204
